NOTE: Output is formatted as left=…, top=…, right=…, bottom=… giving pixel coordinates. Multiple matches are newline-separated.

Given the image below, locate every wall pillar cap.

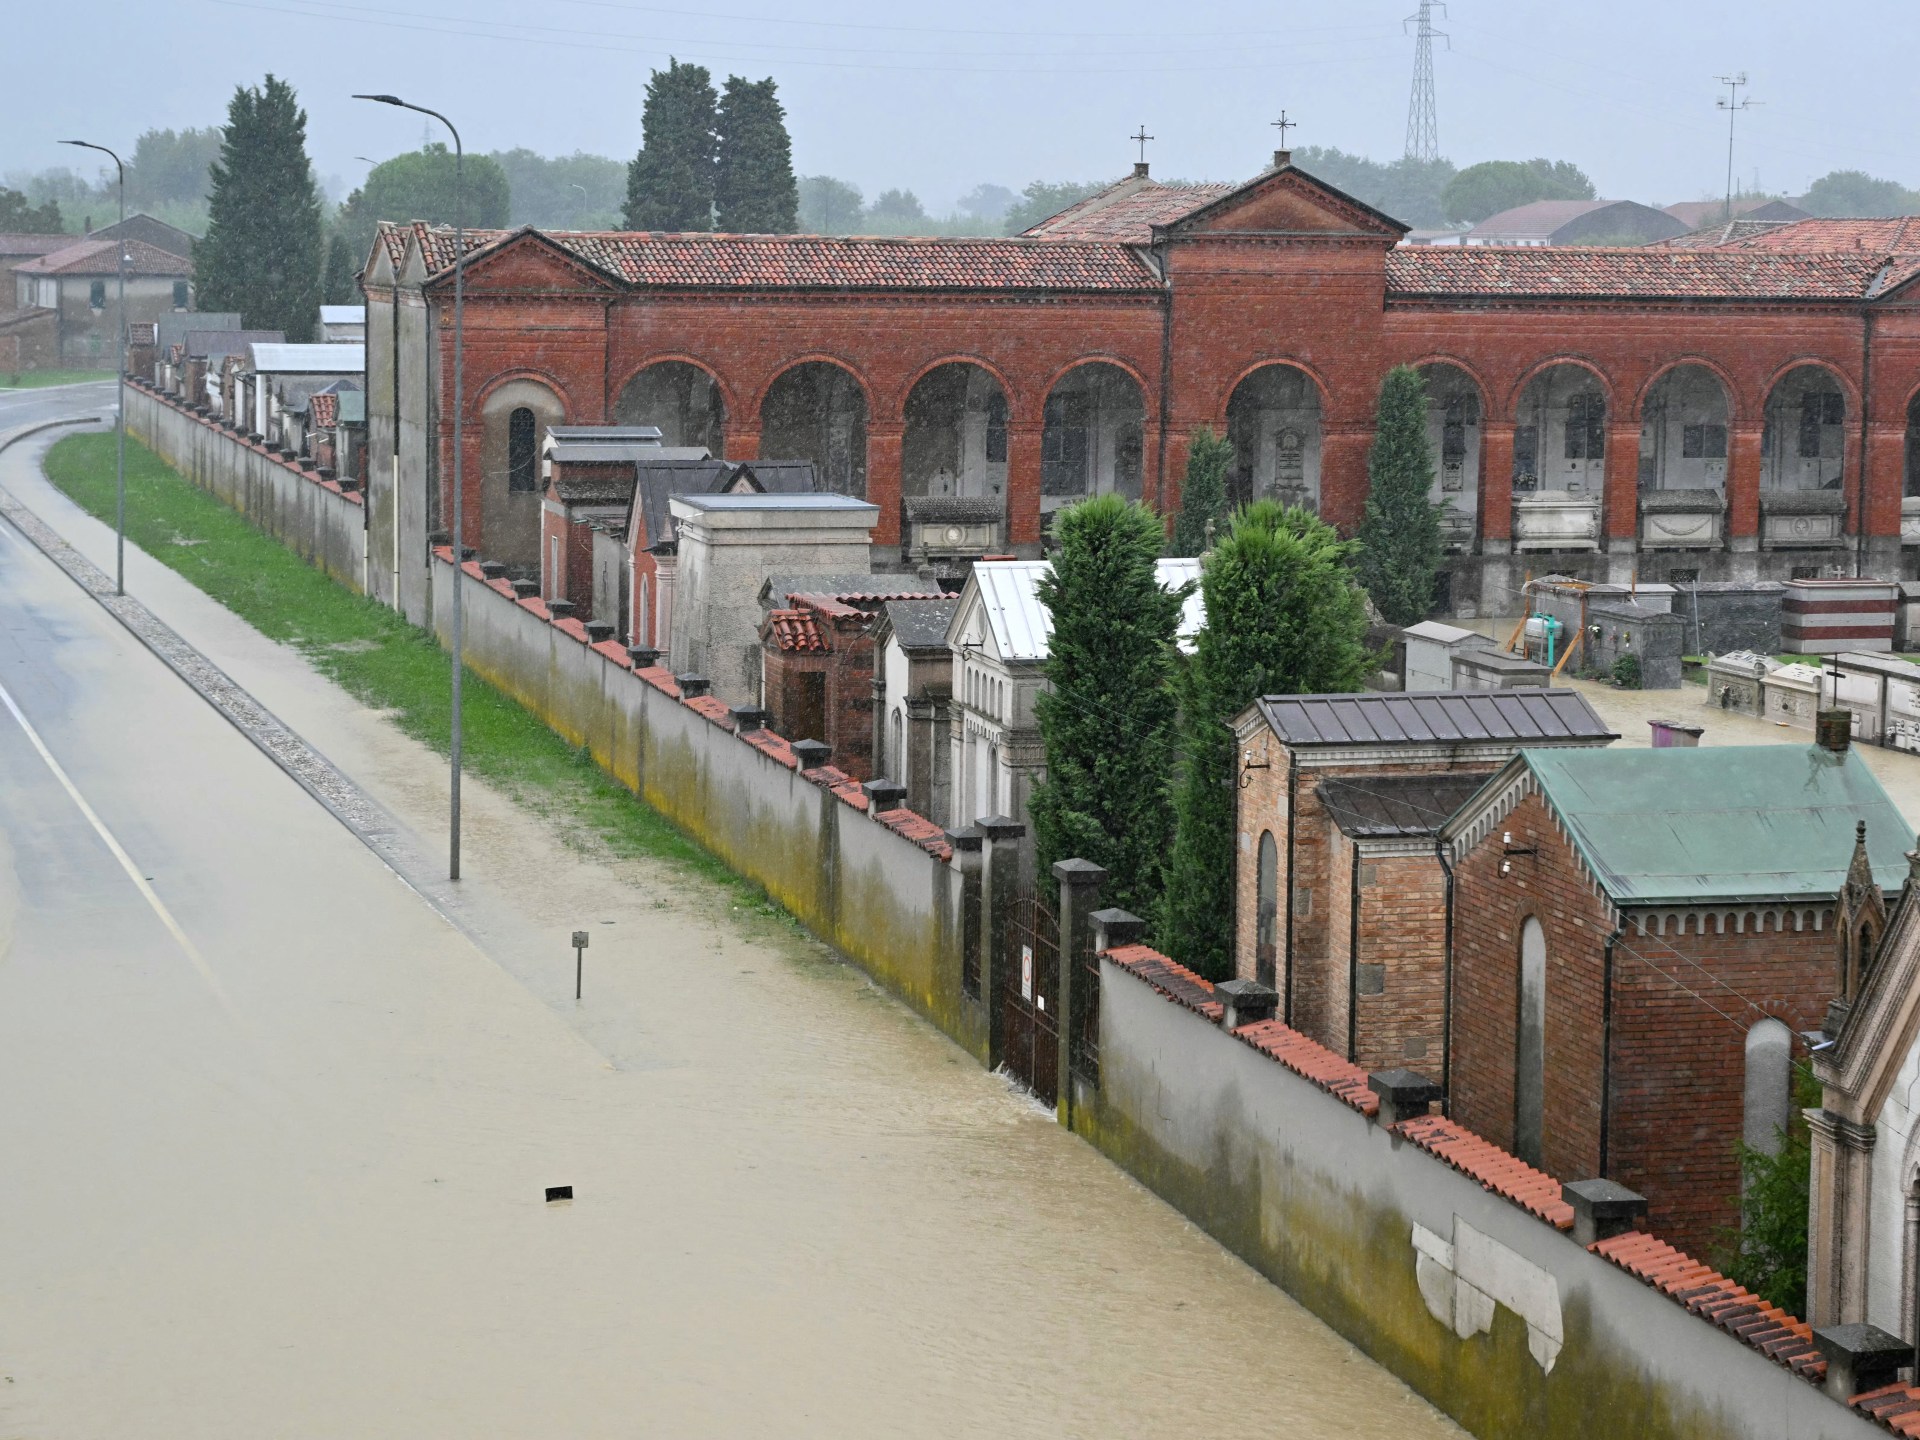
left=943, top=826, right=984, bottom=852
left=625, top=644, right=659, bottom=667
left=1368, top=1069, right=1444, bottom=1126
left=585, top=621, right=616, bottom=644
left=1814, top=1323, right=1910, bottom=1401
left=674, top=673, right=710, bottom=698
left=730, top=704, right=769, bottom=732
left=862, top=778, right=908, bottom=813
left=1052, top=857, right=1108, bottom=887
left=790, top=738, right=832, bottom=769
left=1090, top=907, right=1146, bottom=953
left=977, top=814, right=1025, bottom=842
left=1216, top=978, right=1280, bottom=1029
left=1562, top=1178, right=1649, bottom=1245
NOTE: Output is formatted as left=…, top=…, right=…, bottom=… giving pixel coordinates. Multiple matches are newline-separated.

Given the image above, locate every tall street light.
left=355, top=92, right=467, bottom=882
left=60, top=139, right=127, bottom=596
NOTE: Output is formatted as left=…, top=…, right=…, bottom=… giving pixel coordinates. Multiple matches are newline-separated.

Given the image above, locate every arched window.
left=1516, top=917, right=1547, bottom=1166
left=1256, top=831, right=1279, bottom=987
left=507, top=407, right=538, bottom=493
left=891, top=707, right=905, bottom=784
left=1742, top=1018, right=1793, bottom=1160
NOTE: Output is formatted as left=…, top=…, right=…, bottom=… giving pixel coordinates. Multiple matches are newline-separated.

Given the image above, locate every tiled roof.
left=1021, top=179, right=1234, bottom=243
left=13, top=237, right=193, bottom=277
left=404, top=220, right=1161, bottom=293
left=1654, top=219, right=1797, bottom=250
left=1663, top=197, right=1811, bottom=230
left=1395, top=1115, right=1574, bottom=1227
left=1254, top=689, right=1615, bottom=747
left=881, top=597, right=960, bottom=650
left=1704, top=216, right=1920, bottom=253
left=306, top=392, right=338, bottom=428
left=765, top=608, right=826, bottom=652
left=0, top=232, right=78, bottom=258
left=1591, top=1231, right=1825, bottom=1382
left=1386, top=245, right=1895, bottom=301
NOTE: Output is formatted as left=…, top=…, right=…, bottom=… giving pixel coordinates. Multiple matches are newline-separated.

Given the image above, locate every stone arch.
left=1516, top=915, right=1547, bottom=1166
left=1763, top=363, right=1849, bottom=492
left=759, top=359, right=870, bottom=498
left=1907, top=386, right=1920, bottom=502
left=1513, top=362, right=1609, bottom=497
left=902, top=360, right=1011, bottom=503
left=1039, top=360, right=1147, bottom=518
left=614, top=358, right=727, bottom=452
left=478, top=375, right=564, bottom=571
left=1225, top=362, right=1325, bottom=512
left=1639, top=363, right=1732, bottom=493
left=1417, top=360, right=1484, bottom=550
left=1742, top=1017, right=1794, bottom=1159
left=1256, top=830, right=1279, bottom=988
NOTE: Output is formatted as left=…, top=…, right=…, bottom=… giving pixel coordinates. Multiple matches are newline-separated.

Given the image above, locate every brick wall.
left=1450, top=787, right=1841, bottom=1255
left=1353, top=849, right=1449, bottom=1072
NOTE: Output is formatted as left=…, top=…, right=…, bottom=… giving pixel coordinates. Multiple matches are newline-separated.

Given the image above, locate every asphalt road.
left=0, top=380, right=114, bottom=434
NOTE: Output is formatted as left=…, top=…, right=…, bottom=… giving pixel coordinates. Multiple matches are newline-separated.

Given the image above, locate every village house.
left=12, top=236, right=194, bottom=367
left=1231, top=690, right=1616, bottom=1069
left=361, top=157, right=1920, bottom=632
left=872, top=596, right=960, bottom=819
left=1437, top=731, right=1910, bottom=1258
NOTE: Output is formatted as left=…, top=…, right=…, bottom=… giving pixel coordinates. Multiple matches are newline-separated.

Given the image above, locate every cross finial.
left=1131, top=126, right=1154, bottom=165
left=1271, top=111, right=1296, bottom=148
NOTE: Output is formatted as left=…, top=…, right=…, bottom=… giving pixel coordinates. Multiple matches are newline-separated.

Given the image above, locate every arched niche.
left=1763, top=365, right=1847, bottom=492
left=1639, top=365, right=1730, bottom=492
left=1514, top=364, right=1606, bottom=496
left=903, top=362, right=1008, bottom=502
left=615, top=362, right=725, bottom=452
left=478, top=377, right=563, bottom=570
left=760, top=362, right=868, bottom=497
left=1419, top=362, right=1482, bottom=549
left=1226, top=364, right=1322, bottom=512
left=1040, top=362, right=1146, bottom=518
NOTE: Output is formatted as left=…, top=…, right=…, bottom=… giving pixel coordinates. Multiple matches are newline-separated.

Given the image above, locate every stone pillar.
left=866, top=420, right=903, bottom=548
left=1806, top=1108, right=1879, bottom=1327
left=1053, top=857, right=1107, bottom=1124
left=1159, top=425, right=1192, bottom=520
left=1318, top=425, right=1371, bottom=534
left=727, top=422, right=761, bottom=461
left=1604, top=422, right=1641, bottom=544
left=946, top=826, right=985, bottom=1012
left=1726, top=423, right=1763, bottom=580
left=1005, top=422, right=1043, bottom=551
left=1480, top=423, right=1515, bottom=544
left=977, top=815, right=1026, bottom=1067
left=1864, top=422, right=1905, bottom=578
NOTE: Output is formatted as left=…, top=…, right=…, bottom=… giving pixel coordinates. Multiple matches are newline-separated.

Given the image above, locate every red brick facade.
left=759, top=594, right=886, bottom=779
left=1448, top=787, right=1840, bottom=1256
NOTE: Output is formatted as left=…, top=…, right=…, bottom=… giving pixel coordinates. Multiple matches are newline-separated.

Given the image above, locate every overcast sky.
left=5, top=0, right=1916, bottom=211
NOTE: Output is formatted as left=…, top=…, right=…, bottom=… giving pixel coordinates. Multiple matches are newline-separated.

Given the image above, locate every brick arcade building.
left=360, top=153, right=1920, bottom=628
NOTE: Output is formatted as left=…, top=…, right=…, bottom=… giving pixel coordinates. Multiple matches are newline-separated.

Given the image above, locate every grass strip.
left=2, top=370, right=116, bottom=390
left=42, top=431, right=766, bottom=901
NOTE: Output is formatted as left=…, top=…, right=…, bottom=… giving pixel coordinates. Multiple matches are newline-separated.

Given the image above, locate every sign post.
left=572, top=929, right=588, bottom=1000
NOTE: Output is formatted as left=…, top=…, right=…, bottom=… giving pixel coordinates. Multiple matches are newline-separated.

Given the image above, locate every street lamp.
left=60, top=138, right=127, bottom=596
left=355, top=92, right=467, bottom=882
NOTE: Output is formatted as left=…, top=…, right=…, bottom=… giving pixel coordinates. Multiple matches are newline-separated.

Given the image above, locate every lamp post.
left=60, top=139, right=127, bottom=596
left=355, top=93, right=466, bottom=882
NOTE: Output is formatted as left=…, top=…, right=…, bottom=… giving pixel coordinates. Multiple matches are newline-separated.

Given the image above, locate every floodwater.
left=0, top=429, right=1460, bottom=1438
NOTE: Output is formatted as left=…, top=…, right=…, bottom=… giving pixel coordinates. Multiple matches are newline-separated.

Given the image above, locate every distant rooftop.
left=1254, top=690, right=1616, bottom=748
left=248, top=342, right=364, bottom=373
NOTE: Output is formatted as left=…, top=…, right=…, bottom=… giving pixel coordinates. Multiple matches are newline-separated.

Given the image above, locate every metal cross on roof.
left=1131, top=126, right=1154, bottom=164
left=1272, top=111, right=1297, bottom=147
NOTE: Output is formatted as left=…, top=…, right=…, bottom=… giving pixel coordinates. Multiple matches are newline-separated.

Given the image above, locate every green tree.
left=0, top=186, right=63, bottom=234
left=1721, top=1064, right=1818, bottom=1314
left=624, top=58, right=718, bottom=231
left=714, top=76, right=797, bottom=233
left=1168, top=428, right=1232, bottom=558
left=1161, top=501, right=1371, bottom=978
left=865, top=188, right=928, bottom=233
left=1441, top=158, right=1595, bottom=225
left=1030, top=494, right=1188, bottom=921
left=322, top=231, right=358, bottom=304
left=957, top=183, right=1016, bottom=224
left=797, top=175, right=863, bottom=232
left=333, top=145, right=512, bottom=259
left=1291, top=147, right=1456, bottom=229
left=1002, top=179, right=1107, bottom=234
left=1355, top=366, right=1443, bottom=626
left=488, top=149, right=626, bottom=228
left=195, top=74, right=325, bottom=342
left=126, top=127, right=223, bottom=212
left=1802, top=169, right=1920, bottom=218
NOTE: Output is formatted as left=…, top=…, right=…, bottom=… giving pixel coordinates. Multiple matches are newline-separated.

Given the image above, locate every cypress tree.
left=323, top=231, right=358, bottom=305
left=1162, top=501, right=1372, bottom=980
left=1168, top=427, right=1233, bottom=557
left=623, top=59, right=718, bottom=231
left=1029, top=494, right=1187, bottom=922
left=195, top=75, right=324, bottom=342
left=715, top=76, right=798, bottom=233
left=1355, top=365, right=1444, bottom=627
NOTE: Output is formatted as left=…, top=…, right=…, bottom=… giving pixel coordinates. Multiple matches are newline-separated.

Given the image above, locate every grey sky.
left=5, top=0, right=1916, bottom=213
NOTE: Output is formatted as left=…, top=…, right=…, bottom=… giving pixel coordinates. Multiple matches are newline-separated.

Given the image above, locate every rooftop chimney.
left=1272, top=149, right=1292, bottom=169
left=1132, top=161, right=1151, bottom=180
left=1816, top=708, right=1852, bottom=754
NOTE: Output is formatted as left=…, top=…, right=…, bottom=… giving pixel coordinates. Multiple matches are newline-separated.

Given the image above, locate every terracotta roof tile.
left=1022, top=180, right=1234, bottom=242
left=1386, top=245, right=1892, bottom=301
left=1590, top=1231, right=1825, bottom=1382
left=14, top=236, right=193, bottom=277
left=306, top=392, right=338, bottom=429
left=1394, top=1115, right=1575, bottom=1227
left=1855, top=1384, right=1920, bottom=1437
left=766, top=607, right=827, bottom=652
left=1104, top=944, right=1223, bottom=1021
left=1233, top=1019, right=1381, bottom=1116
left=409, top=222, right=1160, bottom=293
left=1704, top=216, right=1920, bottom=254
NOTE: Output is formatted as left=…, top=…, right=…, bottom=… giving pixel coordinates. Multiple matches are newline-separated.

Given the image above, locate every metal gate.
left=1002, top=889, right=1059, bottom=1106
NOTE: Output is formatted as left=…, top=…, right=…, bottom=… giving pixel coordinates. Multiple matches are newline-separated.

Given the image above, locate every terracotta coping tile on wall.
left=1234, top=1019, right=1381, bottom=1118
left=591, top=638, right=631, bottom=666
left=1854, top=1385, right=1920, bottom=1438
left=1590, top=1231, right=1824, bottom=1383
left=742, top=729, right=798, bottom=769
left=1394, top=1115, right=1575, bottom=1229
left=1104, top=945, right=1224, bottom=1022
left=685, top=695, right=735, bottom=727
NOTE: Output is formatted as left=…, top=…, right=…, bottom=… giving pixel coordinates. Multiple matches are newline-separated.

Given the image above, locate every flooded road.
left=0, top=433, right=1459, bottom=1438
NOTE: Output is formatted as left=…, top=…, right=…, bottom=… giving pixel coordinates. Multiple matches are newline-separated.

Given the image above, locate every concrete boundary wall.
left=1085, top=952, right=1881, bottom=1440
left=123, top=381, right=368, bottom=594
left=429, top=550, right=989, bottom=1060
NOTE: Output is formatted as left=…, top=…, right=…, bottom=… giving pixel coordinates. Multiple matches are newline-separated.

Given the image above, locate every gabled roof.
left=0, top=233, right=78, bottom=258
left=1663, top=197, right=1811, bottom=230
left=880, top=597, right=960, bottom=651
left=762, top=573, right=938, bottom=610
left=247, top=342, right=364, bottom=373
left=13, top=237, right=193, bottom=277
left=1020, top=176, right=1234, bottom=242
left=1254, top=690, right=1614, bottom=747
left=955, top=557, right=1204, bottom=664
left=1702, top=216, right=1920, bottom=253
left=1479, top=744, right=1911, bottom=906
left=1317, top=773, right=1490, bottom=839
left=1153, top=158, right=1410, bottom=239
left=1385, top=246, right=1899, bottom=301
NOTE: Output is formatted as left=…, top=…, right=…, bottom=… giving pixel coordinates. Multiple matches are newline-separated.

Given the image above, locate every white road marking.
left=0, top=673, right=238, bottom=1016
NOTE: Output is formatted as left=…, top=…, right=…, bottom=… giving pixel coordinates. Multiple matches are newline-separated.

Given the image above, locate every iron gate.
left=1002, top=889, right=1059, bottom=1106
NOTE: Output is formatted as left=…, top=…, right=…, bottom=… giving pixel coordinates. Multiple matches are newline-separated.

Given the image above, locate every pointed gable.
left=424, top=228, right=623, bottom=295
left=1163, top=162, right=1409, bottom=240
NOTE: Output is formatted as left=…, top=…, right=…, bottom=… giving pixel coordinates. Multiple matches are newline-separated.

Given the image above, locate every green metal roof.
left=1518, top=744, right=1912, bottom=906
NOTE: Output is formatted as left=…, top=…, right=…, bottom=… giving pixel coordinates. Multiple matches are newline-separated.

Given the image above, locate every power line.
left=1403, top=0, right=1448, bottom=163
